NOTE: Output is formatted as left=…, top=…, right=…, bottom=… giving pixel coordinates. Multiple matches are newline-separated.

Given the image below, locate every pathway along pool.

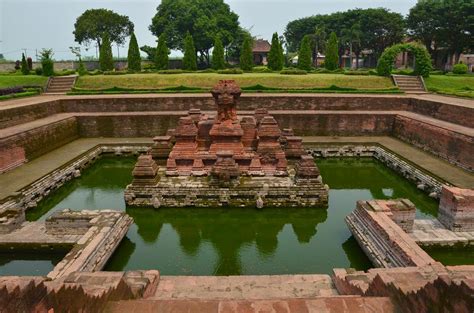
left=11, top=156, right=443, bottom=276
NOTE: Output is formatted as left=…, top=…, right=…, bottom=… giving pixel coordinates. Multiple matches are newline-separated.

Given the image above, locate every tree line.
left=71, top=0, right=472, bottom=72
left=285, top=1, right=473, bottom=69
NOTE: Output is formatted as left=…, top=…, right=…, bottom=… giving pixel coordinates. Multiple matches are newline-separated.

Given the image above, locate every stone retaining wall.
left=0, top=117, right=79, bottom=161
left=393, top=115, right=473, bottom=171
left=346, top=199, right=436, bottom=268
left=307, top=145, right=445, bottom=198
left=0, top=145, right=148, bottom=210
left=47, top=210, right=133, bottom=280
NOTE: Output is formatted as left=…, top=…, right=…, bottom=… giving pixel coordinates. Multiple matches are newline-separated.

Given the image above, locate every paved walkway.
left=1, top=136, right=472, bottom=202
left=152, top=275, right=337, bottom=300
left=1, top=92, right=472, bottom=110
left=0, top=138, right=151, bottom=200
left=303, top=136, right=474, bottom=188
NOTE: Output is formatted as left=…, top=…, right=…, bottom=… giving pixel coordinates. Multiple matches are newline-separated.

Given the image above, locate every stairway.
left=45, top=75, right=77, bottom=94
left=392, top=75, right=427, bottom=94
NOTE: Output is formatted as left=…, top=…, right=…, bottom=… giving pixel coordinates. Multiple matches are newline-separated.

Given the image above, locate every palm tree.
left=312, top=25, right=326, bottom=68
left=341, top=23, right=362, bottom=69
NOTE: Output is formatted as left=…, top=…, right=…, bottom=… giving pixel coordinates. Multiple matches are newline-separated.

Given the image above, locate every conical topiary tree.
left=298, top=35, right=312, bottom=71
left=99, top=33, right=114, bottom=71
left=325, top=32, right=339, bottom=70
left=21, top=53, right=29, bottom=75
left=127, top=32, right=141, bottom=72
left=268, top=32, right=284, bottom=71
left=183, top=32, right=197, bottom=71
left=212, top=37, right=225, bottom=70
left=239, top=35, right=253, bottom=71
left=155, top=33, right=169, bottom=70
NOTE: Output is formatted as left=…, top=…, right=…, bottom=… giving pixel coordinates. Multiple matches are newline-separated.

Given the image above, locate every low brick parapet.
left=439, top=186, right=474, bottom=232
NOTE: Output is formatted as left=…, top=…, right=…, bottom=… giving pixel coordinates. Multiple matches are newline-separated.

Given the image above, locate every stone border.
left=306, top=144, right=446, bottom=198
left=0, top=144, right=149, bottom=212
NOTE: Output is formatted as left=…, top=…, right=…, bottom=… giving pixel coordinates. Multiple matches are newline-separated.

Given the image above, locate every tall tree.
left=325, top=32, right=339, bottom=70
left=341, top=23, right=362, bottom=69
left=21, top=53, right=29, bottom=75
left=298, top=35, right=312, bottom=71
left=155, top=33, right=169, bottom=70
left=311, top=25, right=327, bottom=68
left=74, top=9, right=134, bottom=48
left=127, top=33, right=141, bottom=72
left=99, top=33, right=114, bottom=71
left=239, top=35, right=254, bottom=71
left=150, top=0, right=240, bottom=65
left=212, top=37, right=225, bottom=70
left=268, top=32, right=284, bottom=71
left=183, top=33, right=197, bottom=71
left=284, top=8, right=405, bottom=65
left=408, top=0, right=474, bottom=66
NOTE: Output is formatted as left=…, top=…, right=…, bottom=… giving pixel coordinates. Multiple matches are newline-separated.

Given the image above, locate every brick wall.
left=0, top=100, right=62, bottom=129
left=0, top=117, right=79, bottom=161
left=393, top=115, right=474, bottom=171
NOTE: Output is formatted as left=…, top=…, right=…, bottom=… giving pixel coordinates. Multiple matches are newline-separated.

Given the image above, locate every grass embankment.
left=425, top=75, right=474, bottom=98
left=75, top=73, right=395, bottom=92
left=0, top=75, right=48, bottom=101
left=0, top=75, right=48, bottom=88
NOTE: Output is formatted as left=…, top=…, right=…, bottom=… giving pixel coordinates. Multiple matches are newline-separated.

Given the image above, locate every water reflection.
left=106, top=208, right=329, bottom=275
left=18, top=156, right=441, bottom=276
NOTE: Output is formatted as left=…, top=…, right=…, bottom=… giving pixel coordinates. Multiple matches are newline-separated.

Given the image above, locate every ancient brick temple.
left=165, top=80, right=290, bottom=178
left=126, top=80, right=328, bottom=208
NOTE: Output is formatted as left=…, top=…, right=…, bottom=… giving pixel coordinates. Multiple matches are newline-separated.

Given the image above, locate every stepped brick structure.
left=126, top=80, right=328, bottom=208
left=163, top=80, right=292, bottom=177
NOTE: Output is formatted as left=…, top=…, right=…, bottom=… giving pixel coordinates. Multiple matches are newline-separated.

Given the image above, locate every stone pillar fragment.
left=150, top=136, right=172, bottom=159
left=132, top=154, right=159, bottom=186
left=285, top=136, right=305, bottom=159
left=439, top=186, right=474, bottom=232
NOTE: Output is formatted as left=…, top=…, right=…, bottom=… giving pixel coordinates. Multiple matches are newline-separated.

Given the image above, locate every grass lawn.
left=0, top=75, right=48, bottom=88
left=76, top=73, right=394, bottom=90
left=425, top=75, right=474, bottom=98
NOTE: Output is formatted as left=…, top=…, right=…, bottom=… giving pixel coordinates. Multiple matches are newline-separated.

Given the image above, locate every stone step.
left=104, top=297, right=395, bottom=313
left=152, top=275, right=338, bottom=300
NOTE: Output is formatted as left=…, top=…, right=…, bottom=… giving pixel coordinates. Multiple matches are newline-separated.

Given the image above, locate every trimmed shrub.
left=280, top=68, right=307, bottom=75
left=211, top=37, right=225, bottom=70
left=453, top=63, right=468, bottom=74
left=99, top=33, right=114, bottom=71
left=27, top=57, right=33, bottom=71
left=298, top=35, right=312, bottom=71
left=35, top=67, right=43, bottom=76
left=40, top=49, right=54, bottom=76
left=239, top=35, right=254, bottom=71
left=21, top=53, right=29, bottom=75
left=198, top=68, right=216, bottom=73
left=268, top=32, right=284, bottom=71
left=127, top=32, right=142, bottom=72
left=78, top=58, right=87, bottom=76
left=217, top=68, right=243, bottom=74
left=325, top=32, right=339, bottom=70
left=155, top=34, right=169, bottom=70
left=377, top=43, right=432, bottom=77
left=252, top=66, right=273, bottom=73
left=103, top=71, right=127, bottom=75
left=14, top=60, right=20, bottom=70
left=157, top=69, right=189, bottom=74
left=183, top=33, right=197, bottom=71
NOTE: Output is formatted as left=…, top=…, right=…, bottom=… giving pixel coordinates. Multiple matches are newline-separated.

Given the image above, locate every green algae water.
left=5, top=156, right=443, bottom=276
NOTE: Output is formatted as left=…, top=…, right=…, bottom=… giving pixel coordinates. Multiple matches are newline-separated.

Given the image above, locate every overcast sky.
left=0, top=0, right=417, bottom=61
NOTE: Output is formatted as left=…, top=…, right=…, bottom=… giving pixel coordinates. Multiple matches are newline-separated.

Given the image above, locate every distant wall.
left=0, top=60, right=182, bottom=72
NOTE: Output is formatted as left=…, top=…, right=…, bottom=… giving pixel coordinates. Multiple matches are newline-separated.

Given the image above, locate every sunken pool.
left=3, top=156, right=442, bottom=276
